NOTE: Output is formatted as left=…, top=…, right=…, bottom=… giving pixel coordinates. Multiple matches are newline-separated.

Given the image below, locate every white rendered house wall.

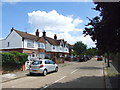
left=1, top=30, right=22, bottom=49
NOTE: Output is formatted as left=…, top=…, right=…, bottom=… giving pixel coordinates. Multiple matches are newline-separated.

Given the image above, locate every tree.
left=73, top=41, right=87, bottom=55
left=83, top=2, right=120, bottom=54
left=83, top=2, right=120, bottom=67
left=85, top=48, right=97, bottom=56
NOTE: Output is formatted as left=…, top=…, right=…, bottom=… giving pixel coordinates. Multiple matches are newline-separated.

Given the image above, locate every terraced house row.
left=0, top=27, right=70, bottom=60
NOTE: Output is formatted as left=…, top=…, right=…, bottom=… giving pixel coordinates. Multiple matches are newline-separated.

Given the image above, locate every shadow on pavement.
left=109, top=74, right=120, bottom=88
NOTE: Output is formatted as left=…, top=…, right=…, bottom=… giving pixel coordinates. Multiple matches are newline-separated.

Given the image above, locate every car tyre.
left=43, top=69, right=47, bottom=76
left=29, top=72, right=33, bottom=76
left=55, top=67, right=58, bottom=72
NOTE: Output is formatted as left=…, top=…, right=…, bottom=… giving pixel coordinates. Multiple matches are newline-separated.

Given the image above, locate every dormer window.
left=7, top=42, right=10, bottom=47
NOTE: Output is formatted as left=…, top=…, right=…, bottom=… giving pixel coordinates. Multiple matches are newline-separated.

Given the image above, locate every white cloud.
left=28, top=10, right=96, bottom=48
left=28, top=10, right=83, bottom=33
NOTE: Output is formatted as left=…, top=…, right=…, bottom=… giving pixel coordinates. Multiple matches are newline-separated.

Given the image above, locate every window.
left=38, top=43, right=45, bottom=49
left=38, top=53, right=45, bottom=59
left=65, top=49, right=68, bottom=51
left=49, top=60, right=55, bottom=64
left=7, top=42, right=10, bottom=47
left=27, top=40, right=34, bottom=48
left=53, top=46, right=55, bottom=50
left=45, top=60, right=50, bottom=64
left=32, top=61, right=42, bottom=65
left=59, top=46, right=62, bottom=50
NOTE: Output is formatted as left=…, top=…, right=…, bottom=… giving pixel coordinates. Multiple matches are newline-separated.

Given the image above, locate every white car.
left=29, top=59, right=58, bottom=76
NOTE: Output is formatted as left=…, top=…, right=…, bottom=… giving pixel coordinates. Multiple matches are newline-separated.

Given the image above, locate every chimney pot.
left=54, top=34, right=57, bottom=40
left=43, top=30, right=46, bottom=37
left=36, top=29, right=39, bottom=37
left=11, top=27, right=14, bottom=32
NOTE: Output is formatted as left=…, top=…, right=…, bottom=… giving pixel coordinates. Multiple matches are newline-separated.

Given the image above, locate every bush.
left=1, top=51, right=28, bottom=67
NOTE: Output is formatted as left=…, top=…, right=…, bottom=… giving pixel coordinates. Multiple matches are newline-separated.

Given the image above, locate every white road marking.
left=41, top=76, right=66, bottom=90
left=54, top=76, right=66, bottom=83
left=71, top=69, right=78, bottom=74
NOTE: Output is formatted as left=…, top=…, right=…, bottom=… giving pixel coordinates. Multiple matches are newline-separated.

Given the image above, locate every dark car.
left=78, top=55, right=87, bottom=62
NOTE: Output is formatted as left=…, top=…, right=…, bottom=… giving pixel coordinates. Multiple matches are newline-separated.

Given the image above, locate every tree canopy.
left=73, top=41, right=87, bottom=55
left=83, top=2, right=120, bottom=54
left=84, top=48, right=97, bottom=56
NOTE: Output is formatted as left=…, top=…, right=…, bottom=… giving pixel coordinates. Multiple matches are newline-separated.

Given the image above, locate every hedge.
left=1, top=51, right=28, bottom=67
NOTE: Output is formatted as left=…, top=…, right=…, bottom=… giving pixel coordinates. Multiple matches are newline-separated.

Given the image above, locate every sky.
left=1, top=0, right=100, bottom=48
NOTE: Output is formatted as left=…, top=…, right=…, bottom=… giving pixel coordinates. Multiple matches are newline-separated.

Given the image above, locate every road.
left=2, top=58, right=105, bottom=89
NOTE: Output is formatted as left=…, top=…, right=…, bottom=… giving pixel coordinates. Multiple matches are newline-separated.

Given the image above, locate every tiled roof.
left=44, top=37, right=58, bottom=45
left=13, top=29, right=68, bottom=45
left=38, top=37, right=46, bottom=43
left=14, top=29, right=39, bottom=41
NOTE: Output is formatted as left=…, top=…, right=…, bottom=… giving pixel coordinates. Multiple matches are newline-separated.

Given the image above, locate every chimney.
left=54, top=34, right=57, bottom=40
left=42, top=30, right=46, bottom=37
left=11, top=27, right=14, bottom=32
left=35, top=29, right=39, bottom=37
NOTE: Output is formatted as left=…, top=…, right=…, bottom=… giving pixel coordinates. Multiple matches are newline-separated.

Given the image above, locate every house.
left=0, top=27, right=69, bottom=60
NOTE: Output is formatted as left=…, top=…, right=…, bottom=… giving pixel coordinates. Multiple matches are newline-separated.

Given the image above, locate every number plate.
left=32, top=70, right=37, bottom=72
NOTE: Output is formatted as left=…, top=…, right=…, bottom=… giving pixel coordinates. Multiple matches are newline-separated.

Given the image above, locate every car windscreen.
left=31, top=61, right=42, bottom=65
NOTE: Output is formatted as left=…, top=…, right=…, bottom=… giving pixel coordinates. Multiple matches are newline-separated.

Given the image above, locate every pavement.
left=1, top=61, right=73, bottom=83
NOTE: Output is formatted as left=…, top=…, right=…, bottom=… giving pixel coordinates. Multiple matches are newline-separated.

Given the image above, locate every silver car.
left=29, top=59, right=58, bottom=76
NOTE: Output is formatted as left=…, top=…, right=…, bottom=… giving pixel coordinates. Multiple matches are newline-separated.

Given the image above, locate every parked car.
left=97, top=56, right=103, bottom=61
left=78, top=55, right=87, bottom=62
left=29, top=59, right=58, bottom=76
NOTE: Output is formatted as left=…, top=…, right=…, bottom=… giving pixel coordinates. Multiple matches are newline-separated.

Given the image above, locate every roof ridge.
left=14, top=29, right=39, bottom=38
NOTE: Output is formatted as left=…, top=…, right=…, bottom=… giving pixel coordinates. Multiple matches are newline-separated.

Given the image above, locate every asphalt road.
left=2, top=58, right=105, bottom=89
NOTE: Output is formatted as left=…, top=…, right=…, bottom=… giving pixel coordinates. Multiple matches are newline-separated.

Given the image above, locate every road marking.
left=54, top=76, right=66, bottom=83
left=71, top=69, right=78, bottom=74
left=41, top=76, right=66, bottom=90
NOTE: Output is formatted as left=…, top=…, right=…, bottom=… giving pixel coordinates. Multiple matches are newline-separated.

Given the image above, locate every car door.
left=44, top=60, right=51, bottom=72
left=49, top=60, right=56, bottom=71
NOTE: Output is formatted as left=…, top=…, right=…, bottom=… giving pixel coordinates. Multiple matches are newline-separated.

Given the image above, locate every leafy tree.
left=83, top=2, right=120, bottom=67
left=83, top=2, right=120, bottom=54
left=85, top=48, right=97, bottom=56
left=73, top=41, right=87, bottom=55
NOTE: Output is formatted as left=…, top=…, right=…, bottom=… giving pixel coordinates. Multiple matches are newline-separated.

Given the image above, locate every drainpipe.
left=22, top=37, right=24, bottom=53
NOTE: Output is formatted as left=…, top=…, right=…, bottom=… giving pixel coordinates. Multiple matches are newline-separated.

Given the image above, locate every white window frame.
left=27, top=40, right=34, bottom=48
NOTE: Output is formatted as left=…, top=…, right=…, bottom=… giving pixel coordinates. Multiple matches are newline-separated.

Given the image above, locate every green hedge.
left=1, top=51, right=28, bottom=67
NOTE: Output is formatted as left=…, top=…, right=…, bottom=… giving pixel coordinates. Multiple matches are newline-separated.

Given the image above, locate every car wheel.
left=43, top=69, right=47, bottom=76
left=29, top=72, right=33, bottom=76
left=55, top=67, right=58, bottom=72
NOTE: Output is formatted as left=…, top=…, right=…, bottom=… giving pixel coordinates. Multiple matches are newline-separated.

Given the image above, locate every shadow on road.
left=78, top=67, right=103, bottom=70
left=2, top=75, right=119, bottom=90
left=45, top=76, right=105, bottom=89
left=26, top=71, right=57, bottom=77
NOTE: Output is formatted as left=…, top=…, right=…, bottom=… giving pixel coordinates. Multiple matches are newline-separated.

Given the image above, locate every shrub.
left=1, top=51, right=28, bottom=67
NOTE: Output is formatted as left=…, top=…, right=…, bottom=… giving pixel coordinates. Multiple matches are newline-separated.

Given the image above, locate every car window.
left=32, top=61, right=42, bottom=65
left=49, top=60, right=55, bottom=64
left=45, top=60, right=50, bottom=64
